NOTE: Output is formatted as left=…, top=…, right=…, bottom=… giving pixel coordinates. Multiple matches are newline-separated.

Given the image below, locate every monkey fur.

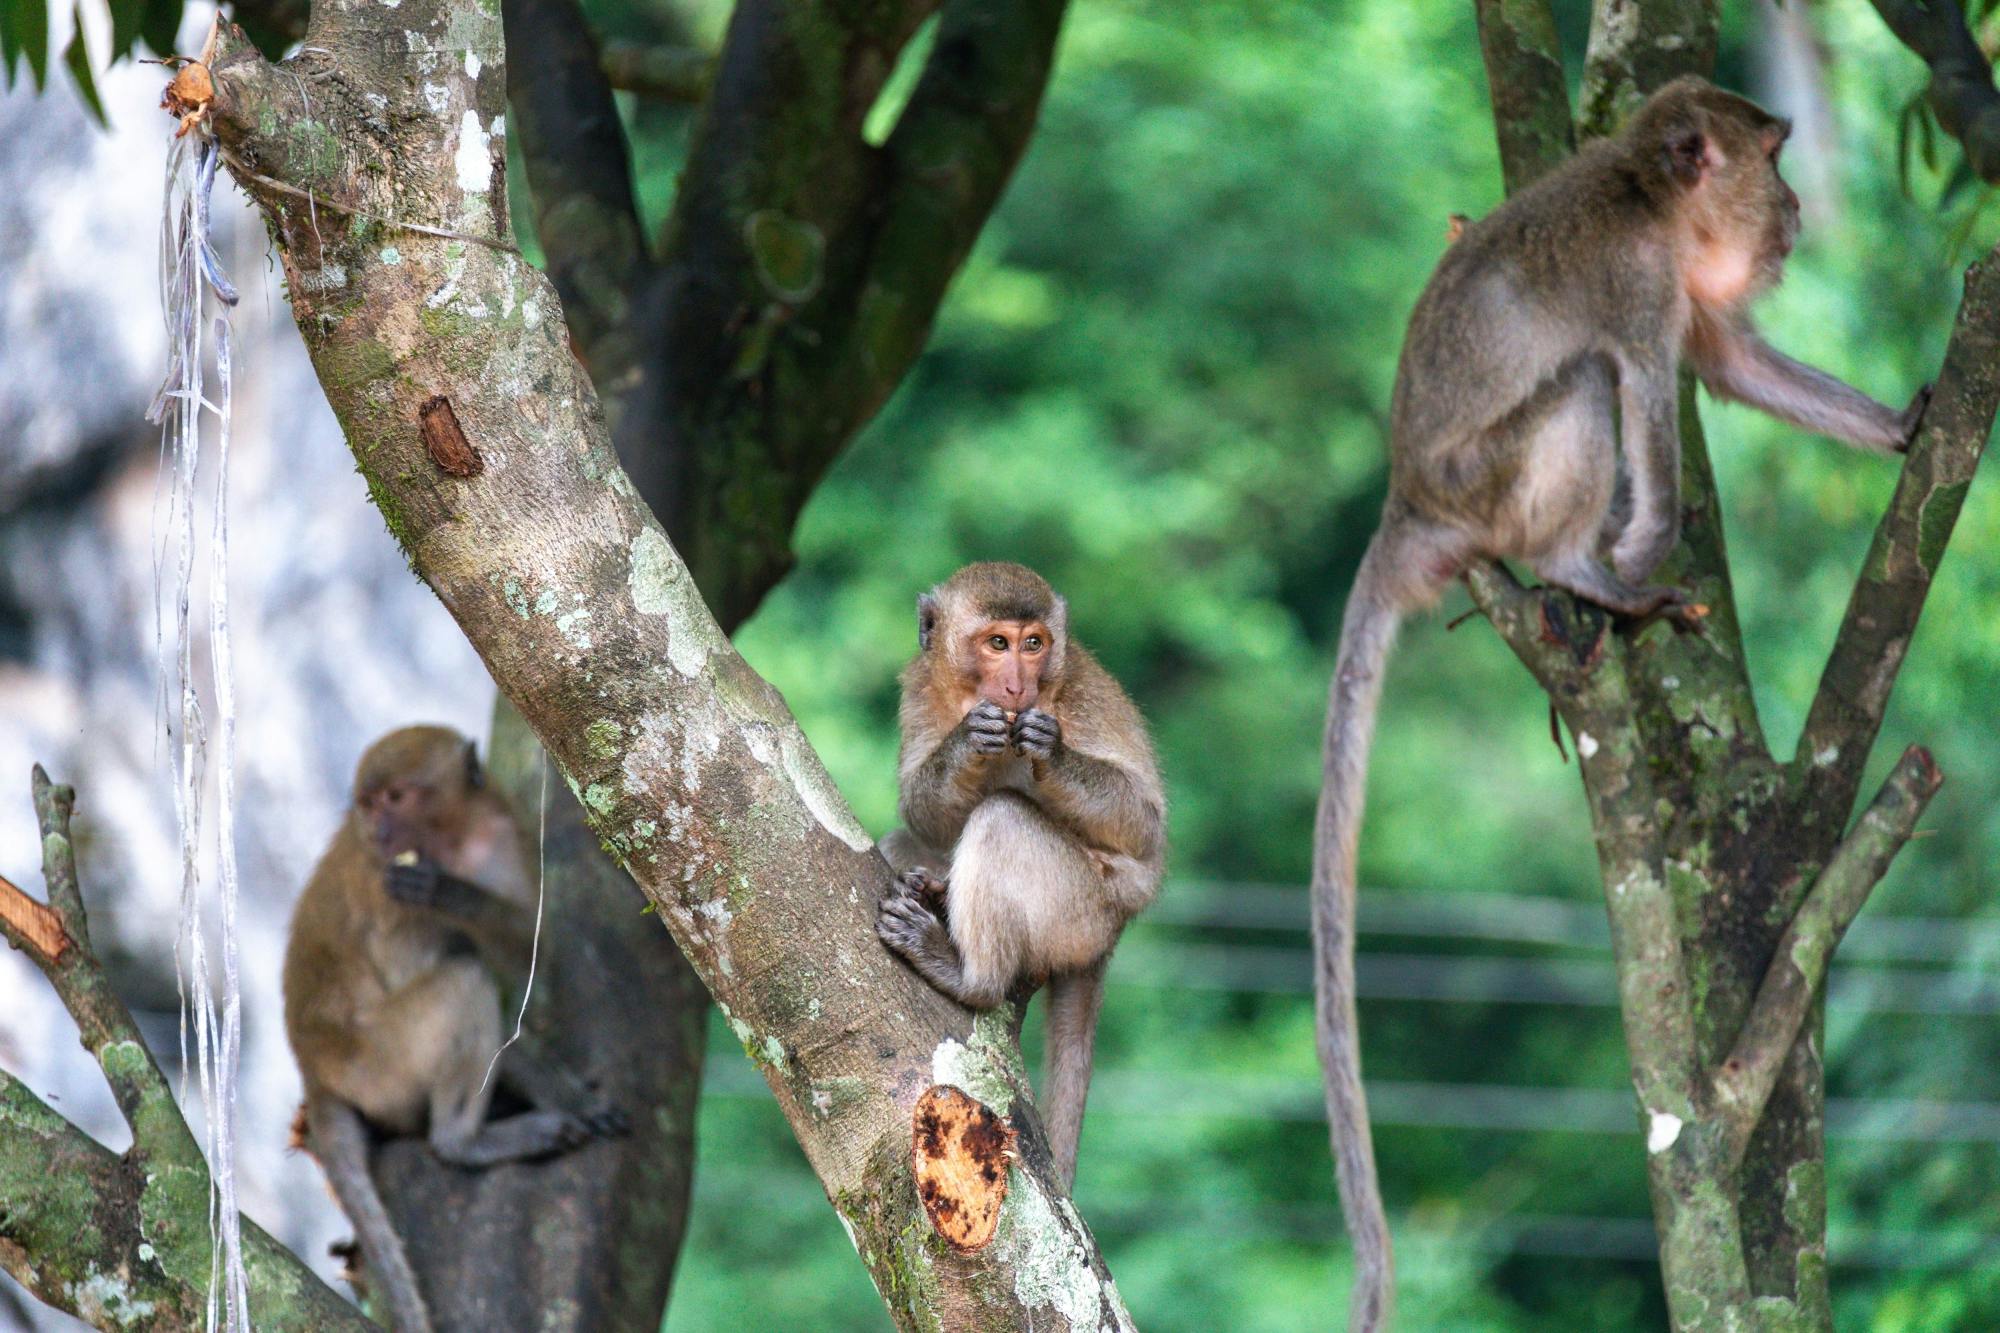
left=1313, top=77, right=1930, bottom=1332
left=283, top=725, right=618, bottom=1332
left=875, top=563, right=1165, bottom=1188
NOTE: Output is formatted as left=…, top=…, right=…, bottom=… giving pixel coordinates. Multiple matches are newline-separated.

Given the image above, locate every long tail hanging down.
left=147, top=120, right=250, bottom=1333
left=1311, top=537, right=1404, bottom=1333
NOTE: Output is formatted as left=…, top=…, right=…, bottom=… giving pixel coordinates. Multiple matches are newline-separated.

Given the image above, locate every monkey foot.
left=878, top=875, right=950, bottom=959
left=580, top=1104, right=630, bottom=1138
left=898, top=868, right=949, bottom=912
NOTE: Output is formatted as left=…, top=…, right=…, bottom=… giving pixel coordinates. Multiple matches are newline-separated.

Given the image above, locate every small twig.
left=219, top=154, right=523, bottom=255
left=1712, top=745, right=1943, bottom=1164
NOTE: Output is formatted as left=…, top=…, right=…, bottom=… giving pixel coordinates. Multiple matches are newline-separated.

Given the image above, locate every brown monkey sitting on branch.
left=284, top=725, right=620, bottom=1333
left=1313, top=77, right=1931, bottom=1332
left=875, top=563, right=1165, bottom=1188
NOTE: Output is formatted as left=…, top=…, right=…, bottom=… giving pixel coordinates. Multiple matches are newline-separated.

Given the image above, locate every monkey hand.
left=1897, top=383, right=1933, bottom=452
left=964, top=700, right=1012, bottom=755
left=1012, top=708, right=1061, bottom=759
left=383, top=857, right=447, bottom=909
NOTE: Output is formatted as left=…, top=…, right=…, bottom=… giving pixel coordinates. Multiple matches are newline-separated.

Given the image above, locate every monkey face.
left=967, top=618, right=1053, bottom=715
left=356, top=778, right=458, bottom=862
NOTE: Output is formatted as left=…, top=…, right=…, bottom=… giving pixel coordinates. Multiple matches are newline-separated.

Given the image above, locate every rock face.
left=0, top=53, right=492, bottom=1323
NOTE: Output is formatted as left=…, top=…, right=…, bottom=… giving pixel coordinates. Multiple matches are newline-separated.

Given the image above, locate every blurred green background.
left=571, top=0, right=2000, bottom=1328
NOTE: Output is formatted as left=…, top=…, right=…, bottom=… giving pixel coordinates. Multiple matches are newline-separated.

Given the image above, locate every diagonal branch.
left=1871, top=0, right=2000, bottom=181
left=1713, top=745, right=1942, bottom=1162
left=1795, top=251, right=2000, bottom=817
left=813, top=0, right=1070, bottom=431
left=630, top=0, right=1070, bottom=626
left=195, top=10, right=1128, bottom=1323
left=0, top=768, right=367, bottom=1331
left=0, top=768, right=184, bottom=1140
left=1473, top=0, right=1574, bottom=193
left=503, top=0, right=653, bottom=389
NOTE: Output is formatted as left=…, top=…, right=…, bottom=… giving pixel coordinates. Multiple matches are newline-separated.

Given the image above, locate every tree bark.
left=1466, top=2, right=2000, bottom=1327
left=0, top=769, right=369, bottom=1332
left=184, top=1, right=1128, bottom=1325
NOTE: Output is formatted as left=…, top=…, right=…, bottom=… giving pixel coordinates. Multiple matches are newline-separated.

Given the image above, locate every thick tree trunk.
left=1467, top=2, right=2000, bottom=1327
left=190, top=1, right=1127, bottom=1325
left=224, top=0, right=1069, bottom=1322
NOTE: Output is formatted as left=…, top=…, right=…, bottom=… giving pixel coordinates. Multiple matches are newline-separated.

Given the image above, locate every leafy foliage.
left=0, top=0, right=192, bottom=125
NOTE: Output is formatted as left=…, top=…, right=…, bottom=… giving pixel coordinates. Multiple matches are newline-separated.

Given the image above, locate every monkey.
left=1311, top=77, right=1930, bottom=1332
left=874, top=563, right=1165, bottom=1188
left=283, top=725, right=618, bottom=1333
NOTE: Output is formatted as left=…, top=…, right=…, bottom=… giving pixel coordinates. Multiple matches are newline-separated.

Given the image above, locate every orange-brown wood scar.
left=420, top=395, right=484, bottom=478
left=911, top=1085, right=1015, bottom=1252
left=0, top=874, right=71, bottom=963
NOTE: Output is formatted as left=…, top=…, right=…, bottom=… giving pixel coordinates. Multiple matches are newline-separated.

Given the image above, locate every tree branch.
left=0, top=768, right=367, bottom=1331
left=628, top=0, right=1068, bottom=626
left=1466, top=569, right=1703, bottom=1113
left=1871, top=0, right=2000, bottom=181
left=1473, top=0, right=1574, bottom=192
left=1713, top=745, right=1942, bottom=1161
left=600, top=42, right=713, bottom=103
left=1795, top=252, right=2000, bottom=816
left=193, top=9, right=1128, bottom=1323
left=1578, top=0, right=1718, bottom=139
left=503, top=0, right=653, bottom=388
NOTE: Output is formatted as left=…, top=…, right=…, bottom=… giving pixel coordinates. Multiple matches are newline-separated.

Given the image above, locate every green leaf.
left=1897, top=103, right=1916, bottom=197
left=107, top=0, right=145, bottom=55
left=63, top=12, right=102, bottom=126
left=17, top=0, right=49, bottom=89
left=138, top=0, right=179, bottom=56
left=1939, top=157, right=1978, bottom=209
left=1, top=2, right=19, bottom=91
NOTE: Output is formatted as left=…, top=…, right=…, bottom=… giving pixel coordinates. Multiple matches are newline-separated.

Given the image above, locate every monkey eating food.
left=875, top=562, right=1165, bottom=1188
left=1311, top=77, right=1931, bottom=1332
left=284, top=725, right=618, bottom=1332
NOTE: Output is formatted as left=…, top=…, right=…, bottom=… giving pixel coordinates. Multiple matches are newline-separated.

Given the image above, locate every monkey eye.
left=988, top=634, right=1010, bottom=652
left=1024, top=635, right=1044, bottom=652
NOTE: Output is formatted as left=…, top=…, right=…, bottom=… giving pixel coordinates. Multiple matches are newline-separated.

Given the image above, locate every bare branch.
left=1871, top=0, right=2000, bottom=180
left=1474, top=0, right=1574, bottom=192
left=0, top=769, right=367, bottom=1330
left=1795, top=251, right=2000, bottom=815
left=1714, top=745, right=1943, bottom=1161
left=600, top=42, right=713, bottom=103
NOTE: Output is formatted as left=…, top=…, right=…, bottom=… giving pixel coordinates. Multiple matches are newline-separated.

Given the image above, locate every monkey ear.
left=464, top=740, right=484, bottom=789
left=1663, top=121, right=1710, bottom=189
left=917, top=593, right=939, bottom=652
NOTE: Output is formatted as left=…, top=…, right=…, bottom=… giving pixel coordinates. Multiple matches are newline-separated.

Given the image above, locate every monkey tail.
left=1040, top=959, right=1109, bottom=1190
left=308, top=1096, right=436, bottom=1333
left=1313, top=534, right=1407, bottom=1333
